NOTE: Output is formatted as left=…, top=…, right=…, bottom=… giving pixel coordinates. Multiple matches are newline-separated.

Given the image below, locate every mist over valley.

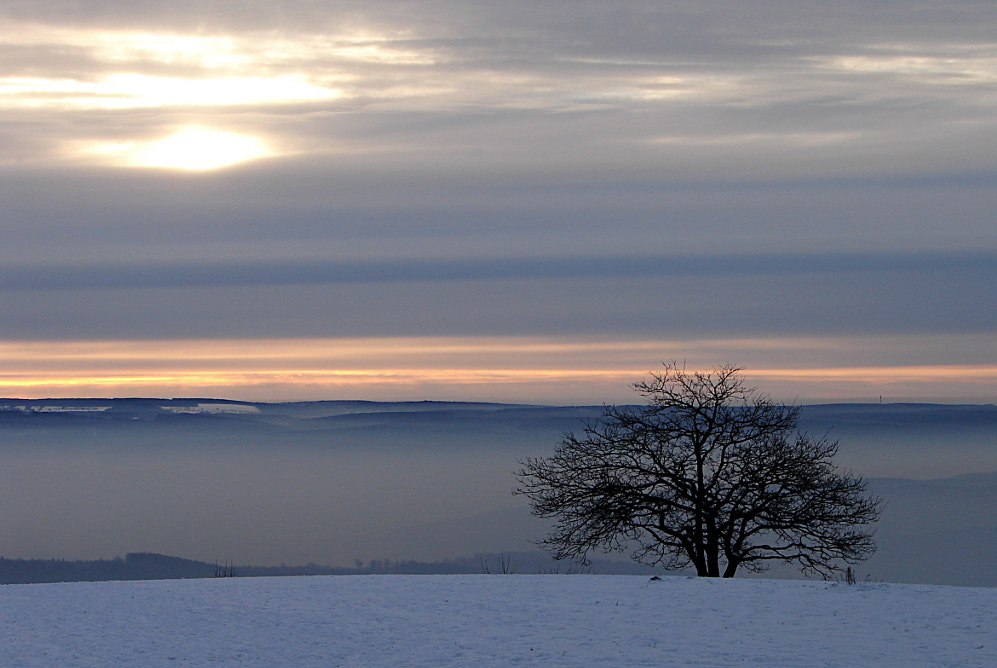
left=1, top=398, right=994, bottom=586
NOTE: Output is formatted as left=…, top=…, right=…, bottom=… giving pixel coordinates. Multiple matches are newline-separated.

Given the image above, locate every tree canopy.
left=515, top=363, right=882, bottom=578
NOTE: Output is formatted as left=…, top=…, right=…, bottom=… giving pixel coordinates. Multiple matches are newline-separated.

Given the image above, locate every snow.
left=160, top=403, right=261, bottom=414
left=1, top=575, right=994, bottom=667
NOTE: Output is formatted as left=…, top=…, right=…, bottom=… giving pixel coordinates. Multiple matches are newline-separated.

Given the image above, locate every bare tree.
left=515, top=363, right=882, bottom=578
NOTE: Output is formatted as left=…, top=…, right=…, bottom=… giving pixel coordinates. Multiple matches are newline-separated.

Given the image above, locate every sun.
left=127, top=127, right=270, bottom=170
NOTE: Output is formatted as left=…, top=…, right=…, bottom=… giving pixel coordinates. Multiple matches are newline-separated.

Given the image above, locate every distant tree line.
left=0, top=553, right=217, bottom=584
left=0, top=551, right=660, bottom=584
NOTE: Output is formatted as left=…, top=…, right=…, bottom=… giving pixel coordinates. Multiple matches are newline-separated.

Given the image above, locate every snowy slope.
left=1, top=575, right=994, bottom=667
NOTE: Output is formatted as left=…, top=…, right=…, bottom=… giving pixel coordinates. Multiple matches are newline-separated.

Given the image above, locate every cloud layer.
left=1, top=1, right=994, bottom=400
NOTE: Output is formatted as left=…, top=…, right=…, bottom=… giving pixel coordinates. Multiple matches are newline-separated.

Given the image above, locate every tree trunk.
left=705, top=513, right=721, bottom=577
left=689, top=547, right=709, bottom=576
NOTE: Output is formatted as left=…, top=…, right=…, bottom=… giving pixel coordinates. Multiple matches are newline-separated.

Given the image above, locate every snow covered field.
left=1, top=575, right=994, bottom=667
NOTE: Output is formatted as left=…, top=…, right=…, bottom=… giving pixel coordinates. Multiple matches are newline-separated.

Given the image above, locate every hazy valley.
left=1, top=399, right=994, bottom=587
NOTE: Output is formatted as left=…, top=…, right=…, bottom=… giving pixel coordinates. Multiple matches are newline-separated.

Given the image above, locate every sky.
left=1, top=0, right=995, bottom=404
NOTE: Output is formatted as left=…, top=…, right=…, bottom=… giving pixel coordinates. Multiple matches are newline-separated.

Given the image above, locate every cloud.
left=0, top=1, right=995, bottom=400
left=0, top=250, right=991, bottom=291
left=0, top=250, right=991, bottom=343
left=4, top=1, right=997, bottom=178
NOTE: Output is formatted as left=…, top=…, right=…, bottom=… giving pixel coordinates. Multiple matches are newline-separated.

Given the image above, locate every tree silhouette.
left=516, top=363, right=881, bottom=578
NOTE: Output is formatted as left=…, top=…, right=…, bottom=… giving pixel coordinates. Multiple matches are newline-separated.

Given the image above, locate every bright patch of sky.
left=80, top=127, right=272, bottom=170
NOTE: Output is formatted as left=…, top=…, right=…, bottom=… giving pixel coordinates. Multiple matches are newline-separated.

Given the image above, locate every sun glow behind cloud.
left=0, top=21, right=352, bottom=169
left=0, top=73, right=340, bottom=111
left=81, top=127, right=272, bottom=170
left=0, top=21, right=419, bottom=114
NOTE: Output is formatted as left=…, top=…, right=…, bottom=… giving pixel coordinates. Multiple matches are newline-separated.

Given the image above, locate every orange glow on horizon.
left=751, top=366, right=997, bottom=381
left=1, top=337, right=993, bottom=403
